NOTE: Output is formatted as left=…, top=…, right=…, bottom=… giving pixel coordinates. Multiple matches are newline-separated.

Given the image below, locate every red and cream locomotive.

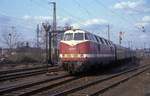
left=59, top=29, right=135, bottom=73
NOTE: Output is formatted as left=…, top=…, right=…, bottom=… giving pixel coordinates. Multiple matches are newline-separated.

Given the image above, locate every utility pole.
left=142, top=26, right=146, bottom=32
left=9, top=26, right=15, bottom=54
left=144, top=42, right=146, bottom=50
left=107, top=24, right=110, bottom=40
left=8, top=33, right=12, bottom=53
left=42, top=23, right=51, bottom=69
left=136, top=25, right=146, bottom=33
left=51, top=2, right=56, bottom=32
left=119, top=31, right=122, bottom=45
left=36, top=24, right=40, bottom=48
left=128, top=41, right=133, bottom=49
left=45, top=24, right=48, bottom=65
left=130, top=41, right=133, bottom=49
left=128, top=41, right=131, bottom=48
left=50, top=2, right=57, bottom=65
left=48, top=28, right=52, bottom=65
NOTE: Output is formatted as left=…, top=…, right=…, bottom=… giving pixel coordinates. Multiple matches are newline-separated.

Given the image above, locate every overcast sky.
left=0, top=0, right=150, bottom=49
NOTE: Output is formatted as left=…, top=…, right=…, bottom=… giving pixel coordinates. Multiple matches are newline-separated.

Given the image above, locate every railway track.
left=0, top=65, right=60, bottom=82
left=52, top=65, right=150, bottom=96
left=0, top=64, right=149, bottom=96
left=0, top=65, right=48, bottom=75
left=0, top=73, right=79, bottom=96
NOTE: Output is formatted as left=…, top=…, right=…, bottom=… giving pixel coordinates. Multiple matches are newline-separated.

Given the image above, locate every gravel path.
left=102, top=57, right=150, bottom=96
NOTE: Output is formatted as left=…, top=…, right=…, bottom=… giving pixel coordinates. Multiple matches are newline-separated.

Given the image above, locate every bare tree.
left=0, top=26, right=21, bottom=53
left=38, top=23, right=48, bottom=49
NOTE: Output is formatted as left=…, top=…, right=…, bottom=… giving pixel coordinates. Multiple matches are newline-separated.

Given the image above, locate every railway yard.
left=0, top=1, right=150, bottom=96
left=0, top=57, right=149, bottom=96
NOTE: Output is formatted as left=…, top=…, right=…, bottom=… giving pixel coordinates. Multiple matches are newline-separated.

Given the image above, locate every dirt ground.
left=102, top=57, right=150, bottom=96
left=0, top=63, right=46, bottom=71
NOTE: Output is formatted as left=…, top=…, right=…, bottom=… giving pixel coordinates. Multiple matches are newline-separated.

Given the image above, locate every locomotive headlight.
left=80, top=54, right=86, bottom=58
left=59, top=54, right=63, bottom=58
left=82, top=54, right=87, bottom=58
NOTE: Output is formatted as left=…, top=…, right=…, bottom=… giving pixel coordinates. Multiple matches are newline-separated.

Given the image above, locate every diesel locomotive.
left=59, top=29, right=135, bottom=73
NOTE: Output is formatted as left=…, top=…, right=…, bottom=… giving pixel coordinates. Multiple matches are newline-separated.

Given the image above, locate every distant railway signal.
left=42, top=22, right=52, bottom=70
left=42, top=23, right=51, bottom=32
left=142, top=26, right=146, bottom=32
left=119, top=31, right=125, bottom=45
left=136, top=25, right=146, bottom=33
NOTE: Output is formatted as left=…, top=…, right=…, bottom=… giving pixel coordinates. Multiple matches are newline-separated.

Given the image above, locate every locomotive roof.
left=64, top=29, right=113, bottom=43
left=63, top=29, right=134, bottom=51
left=64, top=29, right=89, bottom=34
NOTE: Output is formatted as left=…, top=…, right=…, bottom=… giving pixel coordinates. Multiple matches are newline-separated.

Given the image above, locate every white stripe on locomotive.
left=59, top=54, right=115, bottom=58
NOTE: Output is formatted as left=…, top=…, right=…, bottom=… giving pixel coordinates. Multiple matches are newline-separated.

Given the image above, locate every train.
left=59, top=29, right=135, bottom=74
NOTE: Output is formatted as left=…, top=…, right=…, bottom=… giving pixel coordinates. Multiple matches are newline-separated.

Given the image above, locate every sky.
left=0, top=0, right=150, bottom=49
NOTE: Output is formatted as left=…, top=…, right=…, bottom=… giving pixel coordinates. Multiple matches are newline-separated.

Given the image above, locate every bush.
left=0, top=57, right=14, bottom=64
left=19, top=56, right=37, bottom=63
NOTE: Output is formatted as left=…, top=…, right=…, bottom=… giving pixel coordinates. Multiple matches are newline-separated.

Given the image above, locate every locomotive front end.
left=59, top=30, right=90, bottom=73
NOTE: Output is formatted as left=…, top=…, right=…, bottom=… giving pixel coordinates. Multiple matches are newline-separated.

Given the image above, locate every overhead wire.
left=72, top=0, right=117, bottom=39
left=0, top=1, right=54, bottom=32
left=94, top=0, right=144, bottom=44
left=73, top=0, right=93, bottom=18
left=115, top=0, right=140, bottom=27
left=33, top=0, right=91, bottom=28
left=105, top=0, right=145, bottom=45
left=31, top=0, right=83, bottom=22
left=0, top=23, right=35, bottom=30
left=30, top=0, right=50, bottom=10
left=0, top=11, right=38, bottom=28
left=30, top=0, right=86, bottom=28
left=95, top=0, right=136, bottom=26
left=0, top=0, right=53, bottom=30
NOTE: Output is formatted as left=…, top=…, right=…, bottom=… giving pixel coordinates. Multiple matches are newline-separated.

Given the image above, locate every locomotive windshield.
left=64, top=33, right=73, bottom=41
left=74, top=33, right=83, bottom=40
left=63, top=33, right=84, bottom=41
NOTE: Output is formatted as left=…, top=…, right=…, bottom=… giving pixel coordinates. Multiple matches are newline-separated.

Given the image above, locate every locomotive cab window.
left=85, top=33, right=92, bottom=40
left=64, top=33, right=73, bottom=41
left=74, top=33, right=84, bottom=40
left=85, top=33, right=89, bottom=40
left=99, top=38, right=104, bottom=44
left=94, top=35, right=100, bottom=43
left=104, top=39, right=109, bottom=45
left=92, top=35, right=97, bottom=42
left=108, top=41, right=112, bottom=46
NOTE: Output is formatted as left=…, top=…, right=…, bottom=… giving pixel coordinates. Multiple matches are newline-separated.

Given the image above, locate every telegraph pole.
left=107, top=24, right=110, bottom=40
left=144, top=42, right=146, bottom=50
left=48, top=28, right=52, bottom=65
left=9, top=26, right=15, bottom=53
left=42, top=23, right=51, bottom=69
left=142, top=26, right=146, bottom=32
left=8, top=33, right=12, bottom=53
left=119, top=31, right=122, bottom=45
left=36, top=24, right=40, bottom=48
left=51, top=2, right=56, bottom=31
left=128, top=41, right=130, bottom=48
left=128, top=41, right=133, bottom=49
left=50, top=2, right=57, bottom=65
